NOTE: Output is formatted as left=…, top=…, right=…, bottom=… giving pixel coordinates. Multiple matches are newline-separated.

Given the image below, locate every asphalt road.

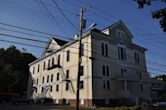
left=0, top=104, right=61, bottom=110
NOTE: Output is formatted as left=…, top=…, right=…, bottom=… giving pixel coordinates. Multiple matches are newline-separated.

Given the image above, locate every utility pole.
left=76, top=8, right=85, bottom=110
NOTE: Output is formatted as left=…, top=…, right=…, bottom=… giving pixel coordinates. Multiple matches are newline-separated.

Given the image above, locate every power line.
left=0, top=32, right=82, bottom=51
left=0, top=38, right=45, bottom=49
left=0, top=33, right=47, bottom=44
left=0, top=22, right=73, bottom=40
left=52, top=0, right=78, bottom=31
left=39, top=0, right=68, bottom=35
left=33, top=0, right=56, bottom=24
left=0, top=27, right=49, bottom=39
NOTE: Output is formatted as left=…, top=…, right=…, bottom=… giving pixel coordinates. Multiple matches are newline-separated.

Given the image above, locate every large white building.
left=27, top=20, right=151, bottom=107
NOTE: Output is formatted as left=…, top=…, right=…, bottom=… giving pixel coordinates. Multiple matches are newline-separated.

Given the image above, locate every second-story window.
left=80, top=66, right=84, bottom=76
left=107, top=80, right=110, bottom=90
left=134, top=52, right=140, bottom=64
left=80, top=81, right=84, bottom=89
left=47, top=75, right=49, bottom=83
left=66, top=70, right=69, bottom=79
left=51, top=74, right=53, bottom=82
left=66, top=50, right=70, bottom=62
left=50, top=85, right=52, bottom=92
left=118, top=46, right=126, bottom=61
left=103, top=80, right=106, bottom=89
left=66, top=82, right=69, bottom=91
left=41, top=87, right=44, bottom=92
left=101, top=43, right=108, bottom=57
left=42, top=77, right=44, bottom=84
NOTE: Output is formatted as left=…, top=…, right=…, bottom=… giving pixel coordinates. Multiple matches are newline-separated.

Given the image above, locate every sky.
left=0, top=0, right=166, bottom=76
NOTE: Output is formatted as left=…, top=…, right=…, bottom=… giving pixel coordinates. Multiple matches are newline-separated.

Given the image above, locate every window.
left=41, top=87, right=44, bottom=92
left=103, top=80, right=106, bottom=89
left=140, top=84, right=143, bottom=92
left=137, top=71, right=142, bottom=80
left=51, top=74, right=53, bottom=82
left=43, top=61, right=46, bottom=70
left=33, top=66, right=35, bottom=74
left=66, top=70, right=69, bottom=79
left=134, top=52, right=140, bottom=64
left=66, top=82, right=69, bottom=91
left=106, top=66, right=109, bottom=76
left=103, top=80, right=110, bottom=90
left=118, top=46, right=126, bottom=61
left=121, top=68, right=126, bottom=78
left=47, top=75, right=49, bottom=83
left=42, top=77, right=44, bottom=84
left=116, top=30, right=125, bottom=43
left=36, top=88, right=38, bottom=93
left=56, top=85, right=59, bottom=91
left=80, top=66, right=84, bottom=76
left=101, top=43, right=108, bottom=57
left=80, top=81, right=84, bottom=89
left=81, top=43, right=84, bottom=56
left=57, top=73, right=59, bottom=81
left=102, top=65, right=109, bottom=76
left=102, top=65, right=105, bottom=76
left=52, top=57, right=54, bottom=65
left=66, top=50, right=70, bottom=62
left=48, top=59, right=50, bottom=68
left=37, top=64, right=40, bottom=72
left=57, top=55, right=60, bottom=65
left=50, top=85, right=52, bottom=92
left=107, top=80, right=110, bottom=90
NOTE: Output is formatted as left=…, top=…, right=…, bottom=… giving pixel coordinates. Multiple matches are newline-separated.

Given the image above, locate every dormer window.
left=116, top=30, right=125, bottom=43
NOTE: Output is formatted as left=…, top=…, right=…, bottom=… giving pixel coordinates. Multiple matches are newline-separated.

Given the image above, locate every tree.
left=133, top=0, right=166, bottom=32
left=155, top=74, right=166, bottom=82
left=0, top=46, right=36, bottom=94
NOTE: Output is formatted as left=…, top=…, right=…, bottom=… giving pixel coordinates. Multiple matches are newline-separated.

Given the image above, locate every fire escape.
left=47, top=60, right=75, bottom=93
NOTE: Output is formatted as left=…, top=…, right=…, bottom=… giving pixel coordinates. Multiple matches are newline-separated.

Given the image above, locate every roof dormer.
left=42, top=37, right=68, bottom=56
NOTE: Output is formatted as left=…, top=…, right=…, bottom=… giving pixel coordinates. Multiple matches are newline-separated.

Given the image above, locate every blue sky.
left=0, top=0, right=166, bottom=76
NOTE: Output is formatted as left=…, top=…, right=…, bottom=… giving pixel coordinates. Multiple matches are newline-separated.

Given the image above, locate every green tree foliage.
left=133, top=0, right=166, bottom=32
left=0, top=46, right=36, bottom=94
